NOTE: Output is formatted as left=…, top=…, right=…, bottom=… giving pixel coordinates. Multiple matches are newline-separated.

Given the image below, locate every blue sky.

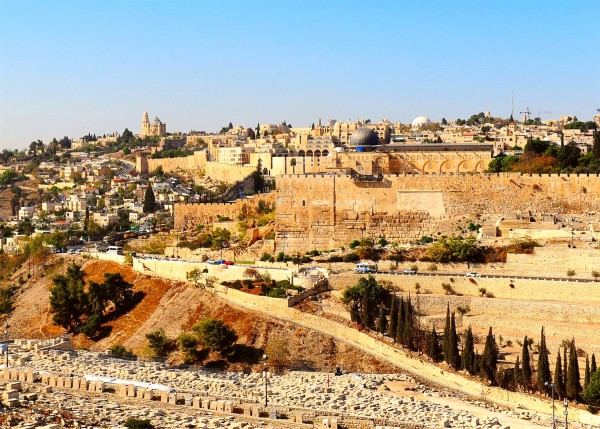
left=0, top=0, right=599, bottom=150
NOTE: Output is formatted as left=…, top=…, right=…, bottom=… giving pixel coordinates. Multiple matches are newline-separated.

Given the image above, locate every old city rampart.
left=273, top=172, right=600, bottom=252
left=145, top=151, right=255, bottom=183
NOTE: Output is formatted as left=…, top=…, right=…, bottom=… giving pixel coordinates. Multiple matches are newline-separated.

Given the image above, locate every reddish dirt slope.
left=8, top=257, right=396, bottom=373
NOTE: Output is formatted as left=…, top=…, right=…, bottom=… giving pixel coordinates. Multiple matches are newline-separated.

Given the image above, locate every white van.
left=107, top=246, right=124, bottom=255
left=355, top=263, right=377, bottom=274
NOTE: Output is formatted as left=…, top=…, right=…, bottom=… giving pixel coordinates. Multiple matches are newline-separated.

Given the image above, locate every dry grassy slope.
left=8, top=257, right=396, bottom=373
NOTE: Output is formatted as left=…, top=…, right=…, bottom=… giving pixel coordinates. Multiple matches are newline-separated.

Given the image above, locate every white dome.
left=411, top=116, right=432, bottom=127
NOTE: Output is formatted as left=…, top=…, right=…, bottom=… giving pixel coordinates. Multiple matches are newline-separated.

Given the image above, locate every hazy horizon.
left=1, top=0, right=599, bottom=151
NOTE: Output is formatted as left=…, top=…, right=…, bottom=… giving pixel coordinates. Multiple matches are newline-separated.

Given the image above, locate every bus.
left=355, top=263, right=378, bottom=274
left=107, top=246, right=124, bottom=255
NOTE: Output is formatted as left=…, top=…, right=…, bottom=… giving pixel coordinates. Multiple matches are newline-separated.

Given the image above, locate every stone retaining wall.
left=329, top=273, right=600, bottom=304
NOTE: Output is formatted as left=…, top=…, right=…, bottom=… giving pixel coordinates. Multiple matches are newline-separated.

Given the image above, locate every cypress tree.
left=514, top=356, right=522, bottom=391
left=585, top=355, right=591, bottom=390
left=402, top=298, right=413, bottom=350
left=554, top=349, right=566, bottom=400
left=537, top=327, right=551, bottom=394
left=396, top=296, right=405, bottom=344
left=462, top=326, right=475, bottom=375
left=428, top=325, right=442, bottom=362
left=143, top=185, right=156, bottom=213
left=449, top=312, right=460, bottom=370
left=361, top=290, right=372, bottom=329
left=593, top=129, right=600, bottom=159
left=566, top=340, right=581, bottom=401
left=443, top=303, right=451, bottom=365
left=563, top=345, right=568, bottom=387
left=377, top=304, right=386, bottom=334
left=388, top=295, right=397, bottom=340
left=592, top=353, right=597, bottom=376
left=521, top=336, right=532, bottom=392
left=481, top=327, right=498, bottom=384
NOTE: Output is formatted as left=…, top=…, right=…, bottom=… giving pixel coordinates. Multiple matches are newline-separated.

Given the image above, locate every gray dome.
left=349, top=127, right=379, bottom=147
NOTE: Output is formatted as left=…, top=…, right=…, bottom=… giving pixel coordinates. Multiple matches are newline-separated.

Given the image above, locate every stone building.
left=141, top=112, right=166, bottom=137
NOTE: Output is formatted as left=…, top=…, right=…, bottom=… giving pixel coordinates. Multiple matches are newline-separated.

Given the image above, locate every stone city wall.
left=146, top=151, right=255, bottom=184
left=146, top=151, right=207, bottom=173
left=275, top=173, right=600, bottom=252
left=174, top=193, right=276, bottom=231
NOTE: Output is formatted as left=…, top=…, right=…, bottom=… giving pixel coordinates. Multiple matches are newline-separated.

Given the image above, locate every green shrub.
left=192, top=318, right=237, bottom=352
left=260, top=253, right=274, bottom=262
left=217, top=216, right=231, bottom=222
left=110, top=344, right=135, bottom=359
left=327, top=255, right=343, bottom=262
left=124, top=418, right=155, bottom=429
left=277, top=279, right=291, bottom=288
left=349, top=240, right=360, bottom=249
left=267, top=288, right=287, bottom=298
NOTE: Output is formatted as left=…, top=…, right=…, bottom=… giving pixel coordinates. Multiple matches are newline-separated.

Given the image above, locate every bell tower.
left=141, top=111, right=150, bottom=136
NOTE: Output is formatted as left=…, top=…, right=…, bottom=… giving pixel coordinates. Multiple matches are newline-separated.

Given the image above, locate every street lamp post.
left=262, top=353, right=268, bottom=407
left=545, top=382, right=556, bottom=429
left=563, top=398, right=569, bottom=429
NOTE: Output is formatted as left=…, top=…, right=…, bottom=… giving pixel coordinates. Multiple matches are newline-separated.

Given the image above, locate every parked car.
left=465, top=272, right=481, bottom=277
left=223, top=260, right=234, bottom=265
left=402, top=269, right=417, bottom=275
left=206, top=259, right=217, bottom=265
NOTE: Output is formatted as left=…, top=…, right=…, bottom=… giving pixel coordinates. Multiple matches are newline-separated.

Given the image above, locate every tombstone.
left=294, top=411, right=305, bottom=423
left=63, top=378, right=72, bottom=389
left=3, top=389, right=19, bottom=401
left=2, top=367, right=10, bottom=380
left=56, top=377, right=64, bottom=388
left=269, top=408, right=277, bottom=420
left=143, top=390, right=155, bottom=401
left=117, top=385, right=128, bottom=397
left=4, top=398, right=19, bottom=408
left=184, top=394, right=192, bottom=406
left=9, top=368, right=18, bottom=380
left=192, top=397, right=202, bottom=408
left=26, top=370, right=38, bottom=383
left=18, top=368, right=26, bottom=381
left=6, top=382, right=21, bottom=392
left=136, top=388, right=146, bottom=399
left=126, top=384, right=136, bottom=397
left=160, top=391, right=169, bottom=403
left=201, top=398, right=211, bottom=410
left=94, top=381, right=104, bottom=393
left=48, top=375, right=57, bottom=387
left=168, top=393, right=177, bottom=405
left=251, top=406, right=260, bottom=417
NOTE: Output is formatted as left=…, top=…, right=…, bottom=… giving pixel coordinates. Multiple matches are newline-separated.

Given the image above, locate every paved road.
left=365, top=271, right=598, bottom=283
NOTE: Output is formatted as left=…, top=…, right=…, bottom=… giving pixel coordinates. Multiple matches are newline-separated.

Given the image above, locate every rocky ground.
left=2, top=348, right=590, bottom=429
